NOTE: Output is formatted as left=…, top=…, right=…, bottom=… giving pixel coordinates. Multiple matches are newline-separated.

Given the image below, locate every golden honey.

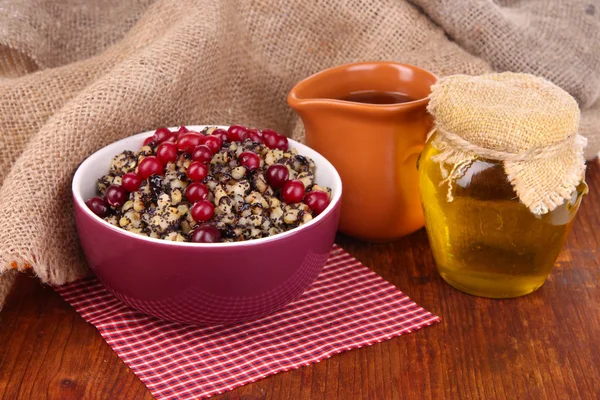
left=418, top=134, right=587, bottom=298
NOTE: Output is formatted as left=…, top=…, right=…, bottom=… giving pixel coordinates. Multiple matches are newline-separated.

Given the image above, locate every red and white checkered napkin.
left=56, top=244, right=439, bottom=399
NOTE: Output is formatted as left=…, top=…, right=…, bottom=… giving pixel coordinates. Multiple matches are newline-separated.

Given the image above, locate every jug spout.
left=288, top=62, right=437, bottom=241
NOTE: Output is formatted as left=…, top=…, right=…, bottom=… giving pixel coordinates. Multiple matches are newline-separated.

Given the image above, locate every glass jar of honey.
left=419, top=133, right=587, bottom=298
left=421, top=72, right=588, bottom=298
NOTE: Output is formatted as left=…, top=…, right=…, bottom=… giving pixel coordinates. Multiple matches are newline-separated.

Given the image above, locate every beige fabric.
left=411, top=0, right=600, bottom=109
left=411, top=0, right=600, bottom=159
left=0, top=0, right=598, bottom=307
left=428, top=73, right=586, bottom=215
left=0, top=269, right=17, bottom=306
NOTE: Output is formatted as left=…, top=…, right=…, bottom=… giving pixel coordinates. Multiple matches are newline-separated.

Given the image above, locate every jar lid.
left=427, top=72, right=587, bottom=214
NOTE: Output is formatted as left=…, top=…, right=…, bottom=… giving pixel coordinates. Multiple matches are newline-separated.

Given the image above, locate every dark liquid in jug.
left=340, top=90, right=415, bottom=104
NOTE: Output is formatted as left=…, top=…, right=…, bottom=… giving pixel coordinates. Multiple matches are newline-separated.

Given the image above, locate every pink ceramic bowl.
left=72, top=126, right=342, bottom=326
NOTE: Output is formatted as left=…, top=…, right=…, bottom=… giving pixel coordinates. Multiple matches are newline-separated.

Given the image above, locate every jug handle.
left=403, top=143, right=426, bottom=168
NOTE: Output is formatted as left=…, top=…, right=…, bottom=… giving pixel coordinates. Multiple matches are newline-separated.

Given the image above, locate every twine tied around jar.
left=427, top=72, right=587, bottom=215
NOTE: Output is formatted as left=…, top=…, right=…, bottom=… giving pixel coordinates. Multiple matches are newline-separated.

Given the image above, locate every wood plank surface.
left=1, top=162, right=599, bottom=400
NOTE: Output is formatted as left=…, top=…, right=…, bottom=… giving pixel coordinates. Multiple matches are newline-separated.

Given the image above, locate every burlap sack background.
left=0, top=0, right=598, bottom=307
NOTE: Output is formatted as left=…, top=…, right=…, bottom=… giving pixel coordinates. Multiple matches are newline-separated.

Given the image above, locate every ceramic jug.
left=288, top=62, right=436, bottom=241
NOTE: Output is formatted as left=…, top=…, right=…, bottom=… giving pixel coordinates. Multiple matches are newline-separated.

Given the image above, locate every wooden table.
left=1, top=162, right=599, bottom=400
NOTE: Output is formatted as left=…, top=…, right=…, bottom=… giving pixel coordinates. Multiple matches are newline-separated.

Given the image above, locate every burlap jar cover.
left=427, top=72, right=587, bottom=215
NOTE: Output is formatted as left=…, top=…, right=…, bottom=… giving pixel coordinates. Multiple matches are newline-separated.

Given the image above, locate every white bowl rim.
left=72, top=125, right=342, bottom=248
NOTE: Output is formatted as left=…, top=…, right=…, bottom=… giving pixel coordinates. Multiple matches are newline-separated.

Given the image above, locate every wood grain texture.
left=1, top=162, right=599, bottom=400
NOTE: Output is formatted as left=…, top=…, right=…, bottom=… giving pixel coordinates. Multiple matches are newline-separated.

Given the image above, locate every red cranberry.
left=105, top=185, right=128, bottom=208
left=262, top=129, right=279, bottom=149
left=281, top=179, right=305, bottom=204
left=185, top=182, right=209, bottom=203
left=191, top=200, right=215, bottom=222
left=122, top=172, right=142, bottom=192
left=212, top=128, right=229, bottom=142
left=166, top=131, right=179, bottom=143
left=143, top=136, right=155, bottom=147
left=265, top=164, right=289, bottom=188
left=304, top=191, right=330, bottom=215
left=191, top=224, right=222, bottom=243
left=178, top=126, right=189, bottom=134
left=138, top=156, right=164, bottom=179
left=274, top=135, right=289, bottom=151
left=204, top=136, right=222, bottom=153
left=177, top=133, right=205, bottom=154
left=156, top=142, right=178, bottom=164
left=247, top=128, right=264, bottom=144
left=238, top=151, right=260, bottom=170
left=227, top=125, right=248, bottom=142
left=86, top=196, right=109, bottom=218
left=192, top=145, right=213, bottom=163
left=187, top=161, right=208, bottom=181
left=153, top=127, right=172, bottom=144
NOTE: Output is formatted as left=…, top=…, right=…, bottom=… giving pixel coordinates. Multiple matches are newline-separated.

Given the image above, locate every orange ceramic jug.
left=288, top=62, right=436, bottom=241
